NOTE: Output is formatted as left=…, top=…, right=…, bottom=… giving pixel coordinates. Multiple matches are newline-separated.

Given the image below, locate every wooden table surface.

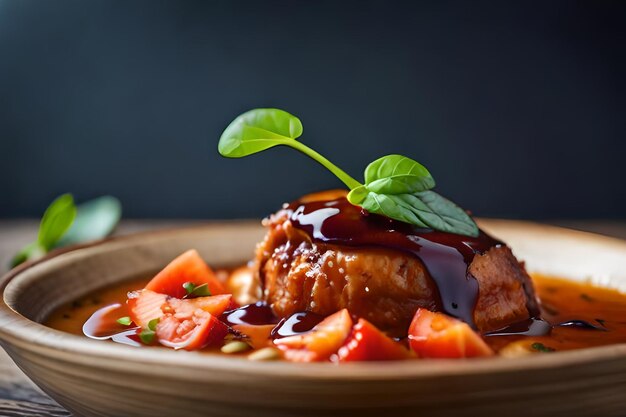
left=0, top=219, right=625, bottom=416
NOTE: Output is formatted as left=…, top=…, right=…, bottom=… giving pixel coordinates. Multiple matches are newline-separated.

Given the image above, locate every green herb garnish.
left=116, top=316, right=132, bottom=326
left=531, top=342, right=555, bottom=353
left=182, top=282, right=211, bottom=298
left=57, top=195, right=122, bottom=247
left=139, top=318, right=160, bottom=345
left=11, top=194, right=77, bottom=268
left=10, top=194, right=122, bottom=268
left=218, top=108, right=478, bottom=237
left=148, top=318, right=160, bottom=331
left=139, top=329, right=156, bottom=345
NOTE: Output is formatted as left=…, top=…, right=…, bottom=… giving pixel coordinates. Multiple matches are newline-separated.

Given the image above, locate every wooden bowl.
left=1, top=220, right=626, bottom=417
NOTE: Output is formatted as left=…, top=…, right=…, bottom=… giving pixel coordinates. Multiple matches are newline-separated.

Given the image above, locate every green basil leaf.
left=56, top=196, right=122, bottom=248
left=348, top=189, right=479, bottom=237
left=37, top=194, right=77, bottom=251
left=218, top=108, right=479, bottom=237
left=364, top=154, right=435, bottom=194
left=408, top=191, right=479, bottom=237
left=9, top=242, right=45, bottom=268
left=348, top=187, right=429, bottom=228
left=218, top=108, right=303, bottom=158
left=219, top=108, right=362, bottom=189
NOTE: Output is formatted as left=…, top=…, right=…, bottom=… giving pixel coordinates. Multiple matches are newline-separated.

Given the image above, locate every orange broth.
left=45, top=273, right=626, bottom=356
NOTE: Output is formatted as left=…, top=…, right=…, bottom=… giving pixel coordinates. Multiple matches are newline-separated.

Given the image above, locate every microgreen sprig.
left=139, top=318, right=160, bottom=345
left=182, top=282, right=211, bottom=298
left=218, top=108, right=478, bottom=237
left=531, top=342, right=555, bottom=353
left=116, top=316, right=132, bottom=326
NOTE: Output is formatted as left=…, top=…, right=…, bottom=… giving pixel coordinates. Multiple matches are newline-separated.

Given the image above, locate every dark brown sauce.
left=286, top=196, right=502, bottom=328
left=556, top=320, right=607, bottom=331
left=221, top=302, right=279, bottom=326
left=485, top=318, right=552, bottom=337
left=271, top=311, right=325, bottom=339
left=221, top=302, right=324, bottom=340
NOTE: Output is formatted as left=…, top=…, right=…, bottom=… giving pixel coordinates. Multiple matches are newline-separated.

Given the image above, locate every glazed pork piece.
left=253, top=192, right=539, bottom=336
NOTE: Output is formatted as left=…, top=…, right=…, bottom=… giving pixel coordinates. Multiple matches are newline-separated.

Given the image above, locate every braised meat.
left=253, top=193, right=539, bottom=336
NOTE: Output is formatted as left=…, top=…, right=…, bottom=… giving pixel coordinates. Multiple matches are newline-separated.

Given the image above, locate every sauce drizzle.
left=221, top=302, right=279, bottom=326
left=556, top=320, right=607, bottom=331
left=271, top=311, right=325, bottom=339
left=485, top=318, right=552, bottom=337
left=286, top=197, right=501, bottom=327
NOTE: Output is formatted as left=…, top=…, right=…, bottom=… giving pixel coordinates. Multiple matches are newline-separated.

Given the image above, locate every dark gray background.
left=1, top=0, right=624, bottom=220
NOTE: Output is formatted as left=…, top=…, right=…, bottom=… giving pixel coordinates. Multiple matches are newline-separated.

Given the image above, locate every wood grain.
left=0, top=348, right=69, bottom=416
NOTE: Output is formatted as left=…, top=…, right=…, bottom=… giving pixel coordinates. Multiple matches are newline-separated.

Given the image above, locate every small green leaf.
left=56, top=196, right=122, bottom=247
left=148, top=318, right=160, bottom=331
left=182, top=282, right=196, bottom=295
left=191, top=283, right=211, bottom=297
left=531, top=342, right=555, bottom=353
left=139, top=328, right=156, bottom=345
left=10, top=242, right=45, bottom=268
left=218, top=108, right=303, bottom=158
left=139, top=318, right=160, bottom=344
left=9, top=250, right=28, bottom=269
left=348, top=189, right=479, bottom=237
left=9, top=194, right=123, bottom=269
left=37, top=194, right=77, bottom=251
left=183, top=282, right=212, bottom=298
left=116, top=316, right=132, bottom=326
left=218, top=108, right=361, bottom=189
left=363, top=154, right=435, bottom=194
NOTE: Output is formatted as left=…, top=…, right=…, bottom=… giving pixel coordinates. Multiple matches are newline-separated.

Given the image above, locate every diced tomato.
left=156, top=311, right=229, bottom=350
left=337, top=319, right=413, bottom=362
left=408, top=308, right=494, bottom=358
left=127, top=290, right=168, bottom=328
left=145, top=249, right=226, bottom=298
left=167, top=294, right=233, bottom=320
left=232, top=324, right=275, bottom=349
left=128, top=289, right=232, bottom=328
left=274, top=309, right=353, bottom=362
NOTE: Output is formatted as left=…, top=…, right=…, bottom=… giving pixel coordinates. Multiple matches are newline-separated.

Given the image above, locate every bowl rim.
left=2, top=219, right=626, bottom=381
